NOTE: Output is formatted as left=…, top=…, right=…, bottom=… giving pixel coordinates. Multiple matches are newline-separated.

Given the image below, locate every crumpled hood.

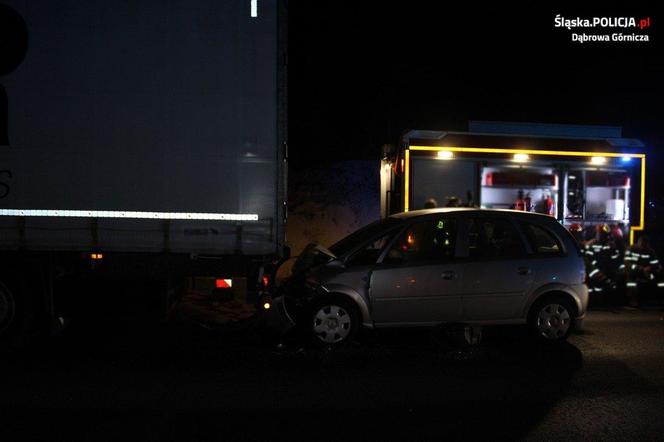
left=291, top=242, right=337, bottom=276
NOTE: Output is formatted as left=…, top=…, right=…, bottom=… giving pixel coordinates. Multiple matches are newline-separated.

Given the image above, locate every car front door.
left=459, top=215, right=535, bottom=321
left=370, top=216, right=464, bottom=325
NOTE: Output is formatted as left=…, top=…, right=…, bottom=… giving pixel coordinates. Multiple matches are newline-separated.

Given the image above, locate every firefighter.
left=624, top=235, right=663, bottom=306
left=610, top=223, right=626, bottom=255
left=584, top=224, right=619, bottom=305
left=423, top=198, right=438, bottom=209
left=568, top=223, right=584, bottom=245
left=445, top=196, right=460, bottom=207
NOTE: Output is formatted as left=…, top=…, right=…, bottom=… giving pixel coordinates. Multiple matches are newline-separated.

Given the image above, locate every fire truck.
left=382, top=121, right=646, bottom=243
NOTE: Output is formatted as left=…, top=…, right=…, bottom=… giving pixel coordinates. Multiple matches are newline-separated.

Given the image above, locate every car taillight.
left=262, top=275, right=270, bottom=289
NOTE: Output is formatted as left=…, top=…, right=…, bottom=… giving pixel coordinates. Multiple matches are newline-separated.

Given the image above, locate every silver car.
left=272, top=208, right=588, bottom=345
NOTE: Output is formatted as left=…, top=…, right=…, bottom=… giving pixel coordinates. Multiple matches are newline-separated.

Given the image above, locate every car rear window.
left=520, top=222, right=562, bottom=255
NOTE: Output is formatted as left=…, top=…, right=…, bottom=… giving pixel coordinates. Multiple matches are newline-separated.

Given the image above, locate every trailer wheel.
left=0, top=276, right=35, bottom=347
left=0, top=281, right=16, bottom=335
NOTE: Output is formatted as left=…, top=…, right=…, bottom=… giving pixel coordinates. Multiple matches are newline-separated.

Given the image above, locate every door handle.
left=441, top=270, right=456, bottom=280
left=517, top=267, right=532, bottom=275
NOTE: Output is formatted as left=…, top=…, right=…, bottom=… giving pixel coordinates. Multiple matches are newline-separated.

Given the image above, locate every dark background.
left=288, top=3, right=662, bottom=180
left=2, top=5, right=664, bottom=440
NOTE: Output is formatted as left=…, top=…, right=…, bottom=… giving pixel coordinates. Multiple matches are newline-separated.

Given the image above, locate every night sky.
left=288, top=2, right=662, bottom=186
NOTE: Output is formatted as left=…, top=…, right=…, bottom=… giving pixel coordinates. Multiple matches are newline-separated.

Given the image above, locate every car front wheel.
left=306, top=297, right=359, bottom=347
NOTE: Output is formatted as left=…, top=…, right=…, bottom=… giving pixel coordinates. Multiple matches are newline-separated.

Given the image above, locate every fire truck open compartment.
left=382, top=122, right=646, bottom=244
left=480, top=165, right=558, bottom=214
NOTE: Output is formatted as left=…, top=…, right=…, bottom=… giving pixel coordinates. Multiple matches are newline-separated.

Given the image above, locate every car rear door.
left=369, top=216, right=465, bottom=325
left=458, top=214, right=534, bottom=321
left=518, top=219, right=578, bottom=298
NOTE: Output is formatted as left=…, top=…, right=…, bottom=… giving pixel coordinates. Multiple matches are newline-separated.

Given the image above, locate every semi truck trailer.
left=0, top=0, right=287, bottom=344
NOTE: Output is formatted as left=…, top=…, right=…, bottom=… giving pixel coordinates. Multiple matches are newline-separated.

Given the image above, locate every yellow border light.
left=629, top=157, right=647, bottom=245
left=404, top=149, right=410, bottom=212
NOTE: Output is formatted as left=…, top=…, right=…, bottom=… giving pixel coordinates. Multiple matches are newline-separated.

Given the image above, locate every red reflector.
left=215, top=278, right=233, bottom=289
left=262, top=276, right=270, bottom=288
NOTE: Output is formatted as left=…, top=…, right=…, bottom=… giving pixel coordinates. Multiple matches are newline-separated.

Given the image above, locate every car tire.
left=304, top=296, right=359, bottom=347
left=528, top=296, right=575, bottom=342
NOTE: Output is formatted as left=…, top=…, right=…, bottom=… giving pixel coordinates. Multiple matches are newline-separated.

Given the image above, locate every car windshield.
left=328, top=217, right=400, bottom=258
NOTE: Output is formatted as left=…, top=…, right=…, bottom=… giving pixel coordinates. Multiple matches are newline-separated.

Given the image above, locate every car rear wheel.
left=306, top=297, right=359, bottom=347
left=529, top=297, right=575, bottom=341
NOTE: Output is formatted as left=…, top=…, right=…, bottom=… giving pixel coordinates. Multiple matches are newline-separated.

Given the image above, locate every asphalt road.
left=1, top=307, right=664, bottom=441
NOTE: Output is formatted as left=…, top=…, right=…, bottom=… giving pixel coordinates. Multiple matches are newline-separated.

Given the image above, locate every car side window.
left=346, top=232, right=395, bottom=267
left=467, top=217, right=525, bottom=260
left=384, top=218, right=457, bottom=264
left=520, top=222, right=562, bottom=255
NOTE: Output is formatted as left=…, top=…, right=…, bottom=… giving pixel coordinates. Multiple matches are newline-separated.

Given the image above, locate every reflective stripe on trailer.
left=0, top=209, right=259, bottom=221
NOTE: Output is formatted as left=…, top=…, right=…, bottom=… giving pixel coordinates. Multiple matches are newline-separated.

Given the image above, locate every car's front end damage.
left=257, top=243, right=339, bottom=332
